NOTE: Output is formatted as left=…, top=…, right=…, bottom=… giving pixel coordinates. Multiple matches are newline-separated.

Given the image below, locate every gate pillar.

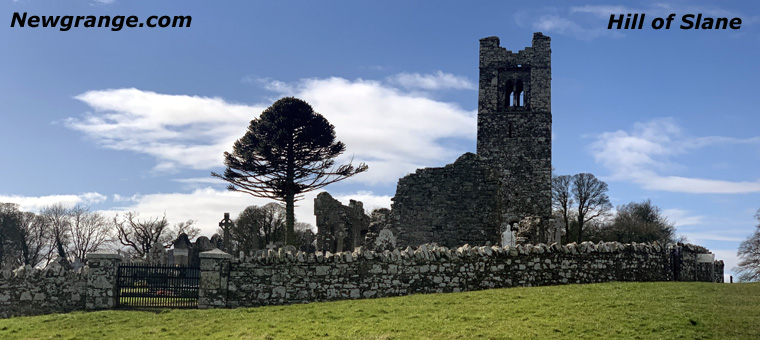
left=198, top=249, right=233, bottom=309
left=85, top=252, right=122, bottom=310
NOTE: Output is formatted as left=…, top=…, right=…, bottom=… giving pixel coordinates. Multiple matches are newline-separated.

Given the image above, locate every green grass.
left=1, top=282, right=758, bottom=339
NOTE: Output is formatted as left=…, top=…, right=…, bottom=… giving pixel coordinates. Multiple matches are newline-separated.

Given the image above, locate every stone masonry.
left=477, top=33, right=553, bottom=242
left=0, top=252, right=122, bottom=318
left=199, top=242, right=723, bottom=309
left=388, top=153, right=503, bottom=248
left=314, top=192, right=370, bottom=253
left=386, top=33, right=553, bottom=247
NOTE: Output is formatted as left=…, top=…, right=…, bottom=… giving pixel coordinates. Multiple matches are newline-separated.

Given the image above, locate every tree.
left=551, top=174, right=573, bottom=243
left=39, top=203, right=72, bottom=266
left=113, top=212, right=198, bottom=258
left=14, top=211, right=51, bottom=268
left=67, top=206, right=112, bottom=262
left=229, top=203, right=286, bottom=253
left=736, top=209, right=760, bottom=282
left=571, top=173, right=612, bottom=243
left=212, top=97, right=368, bottom=245
left=596, top=200, right=676, bottom=244
left=0, top=203, right=23, bottom=268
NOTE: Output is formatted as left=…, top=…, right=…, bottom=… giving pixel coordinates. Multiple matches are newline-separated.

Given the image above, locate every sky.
left=2, top=1, right=758, bottom=280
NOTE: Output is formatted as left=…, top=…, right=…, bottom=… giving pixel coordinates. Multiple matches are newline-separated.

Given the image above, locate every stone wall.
left=389, top=153, right=503, bottom=248
left=0, top=252, right=122, bottom=319
left=0, top=258, right=86, bottom=318
left=199, top=242, right=723, bottom=309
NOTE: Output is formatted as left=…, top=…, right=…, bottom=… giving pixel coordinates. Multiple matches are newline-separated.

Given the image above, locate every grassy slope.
left=1, top=282, right=758, bottom=339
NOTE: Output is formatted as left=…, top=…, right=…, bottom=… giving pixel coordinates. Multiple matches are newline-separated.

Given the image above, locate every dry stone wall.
left=0, top=252, right=122, bottom=319
left=0, top=259, right=87, bottom=318
left=200, top=242, right=723, bottom=309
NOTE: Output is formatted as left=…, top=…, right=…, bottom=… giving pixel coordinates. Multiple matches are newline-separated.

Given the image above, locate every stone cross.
left=218, top=212, right=234, bottom=251
left=266, top=242, right=277, bottom=250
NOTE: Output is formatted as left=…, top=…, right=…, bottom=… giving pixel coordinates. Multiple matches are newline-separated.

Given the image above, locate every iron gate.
left=116, top=263, right=200, bottom=309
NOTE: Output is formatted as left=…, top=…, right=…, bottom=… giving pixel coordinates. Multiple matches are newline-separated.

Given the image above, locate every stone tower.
left=477, top=33, right=552, bottom=242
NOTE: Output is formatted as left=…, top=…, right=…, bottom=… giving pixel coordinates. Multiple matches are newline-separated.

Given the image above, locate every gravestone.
left=147, top=241, right=167, bottom=265
left=173, top=233, right=191, bottom=266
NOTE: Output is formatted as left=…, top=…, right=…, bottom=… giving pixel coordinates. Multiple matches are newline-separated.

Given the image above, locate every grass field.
left=1, top=281, right=758, bottom=339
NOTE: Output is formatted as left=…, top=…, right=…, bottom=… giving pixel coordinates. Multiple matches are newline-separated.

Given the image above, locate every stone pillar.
left=84, top=252, right=122, bottom=310
left=198, top=249, right=233, bottom=309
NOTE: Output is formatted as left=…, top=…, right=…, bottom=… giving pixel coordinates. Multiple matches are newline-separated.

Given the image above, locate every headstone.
left=147, top=241, right=168, bottom=265
left=173, top=233, right=191, bottom=266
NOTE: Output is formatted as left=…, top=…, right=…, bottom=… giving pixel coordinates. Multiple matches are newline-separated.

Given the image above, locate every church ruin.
left=316, top=33, right=555, bottom=250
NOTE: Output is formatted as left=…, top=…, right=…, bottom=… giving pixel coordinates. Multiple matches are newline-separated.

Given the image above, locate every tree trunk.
left=285, top=191, right=295, bottom=246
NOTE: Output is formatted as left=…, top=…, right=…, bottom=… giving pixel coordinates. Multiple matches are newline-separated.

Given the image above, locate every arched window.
left=505, top=80, right=514, bottom=107
left=515, top=80, right=524, bottom=107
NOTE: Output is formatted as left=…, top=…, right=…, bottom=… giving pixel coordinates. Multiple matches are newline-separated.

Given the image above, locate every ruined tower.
left=477, top=33, right=553, bottom=242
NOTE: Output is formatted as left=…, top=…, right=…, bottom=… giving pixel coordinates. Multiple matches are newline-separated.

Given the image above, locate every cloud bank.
left=590, top=118, right=760, bottom=194
left=67, top=73, right=477, bottom=185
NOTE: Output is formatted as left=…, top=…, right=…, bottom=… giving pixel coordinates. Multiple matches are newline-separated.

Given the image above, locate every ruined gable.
left=314, top=192, right=370, bottom=253
left=389, top=153, right=503, bottom=248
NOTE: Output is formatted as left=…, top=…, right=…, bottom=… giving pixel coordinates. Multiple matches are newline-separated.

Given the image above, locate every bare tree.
left=39, top=203, right=72, bottom=266
left=552, top=174, right=573, bottom=243
left=68, top=206, right=112, bottom=261
left=113, top=212, right=197, bottom=258
left=736, top=209, right=760, bottom=282
left=571, top=173, right=612, bottom=243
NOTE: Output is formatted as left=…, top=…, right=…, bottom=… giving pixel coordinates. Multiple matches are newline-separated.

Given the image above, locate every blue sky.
left=2, top=1, right=758, bottom=279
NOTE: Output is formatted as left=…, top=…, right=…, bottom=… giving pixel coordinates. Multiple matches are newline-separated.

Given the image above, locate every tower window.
left=505, top=80, right=514, bottom=107
left=515, top=80, right=524, bottom=107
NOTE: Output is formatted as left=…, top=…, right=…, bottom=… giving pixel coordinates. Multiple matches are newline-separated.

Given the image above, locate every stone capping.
left=85, top=252, right=123, bottom=260
left=200, top=249, right=234, bottom=259
left=233, top=241, right=721, bottom=266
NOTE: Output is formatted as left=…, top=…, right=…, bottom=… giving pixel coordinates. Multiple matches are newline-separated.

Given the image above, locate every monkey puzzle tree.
left=212, top=97, right=368, bottom=246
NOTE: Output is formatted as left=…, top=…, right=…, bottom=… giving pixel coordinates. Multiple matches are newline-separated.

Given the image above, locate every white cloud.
left=590, top=118, right=760, bottom=194
left=663, top=208, right=705, bottom=227
left=514, top=7, right=624, bottom=40
left=67, top=88, right=259, bottom=172
left=68, top=74, right=476, bottom=185
left=516, top=4, right=749, bottom=40
left=0, top=192, right=107, bottom=212
left=386, top=71, right=476, bottom=90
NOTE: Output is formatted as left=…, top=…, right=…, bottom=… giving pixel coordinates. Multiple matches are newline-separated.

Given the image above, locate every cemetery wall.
left=201, top=242, right=723, bottom=309
left=0, top=252, right=121, bottom=319
left=0, top=261, right=87, bottom=318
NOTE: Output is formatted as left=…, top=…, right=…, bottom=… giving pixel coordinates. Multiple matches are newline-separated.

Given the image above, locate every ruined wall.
left=477, top=33, right=552, bottom=242
left=314, top=192, right=370, bottom=253
left=0, top=261, right=87, bottom=318
left=389, top=153, right=503, bottom=248
left=200, top=242, right=723, bottom=309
